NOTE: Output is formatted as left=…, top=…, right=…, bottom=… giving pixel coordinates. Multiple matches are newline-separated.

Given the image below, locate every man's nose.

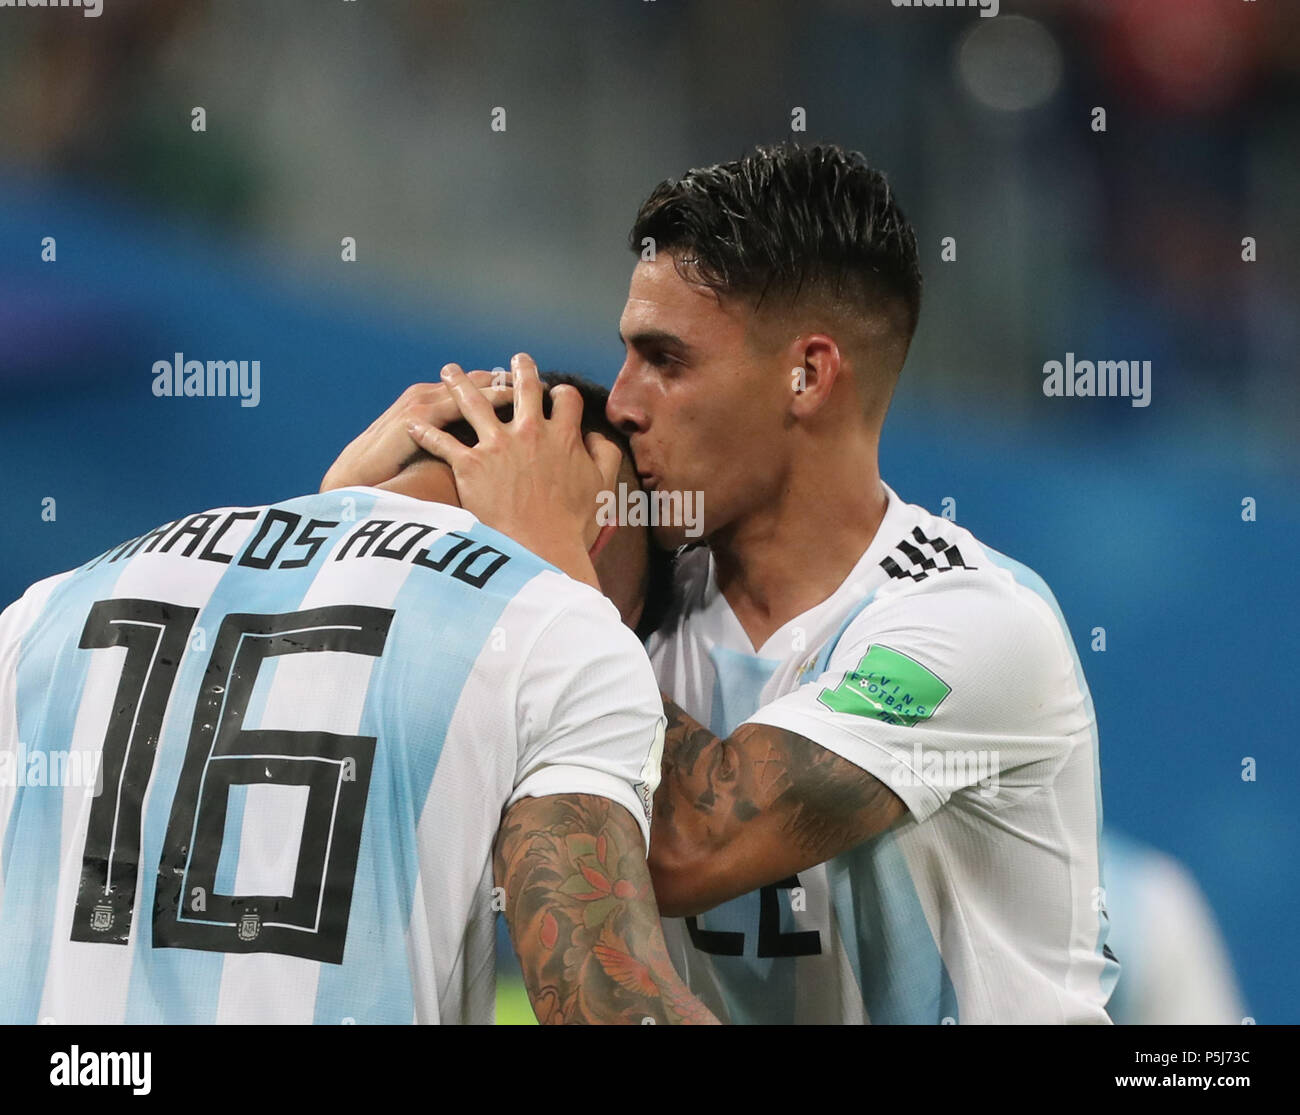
left=606, top=367, right=647, bottom=435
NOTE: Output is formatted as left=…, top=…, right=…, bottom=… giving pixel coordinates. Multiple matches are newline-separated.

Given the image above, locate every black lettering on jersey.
left=686, top=875, right=822, bottom=959
left=96, top=534, right=144, bottom=567
left=237, top=508, right=302, bottom=569
left=451, top=544, right=509, bottom=589
left=685, top=917, right=744, bottom=956
left=373, top=521, right=437, bottom=561
left=153, top=604, right=393, bottom=964
left=85, top=519, right=179, bottom=571
left=281, top=517, right=340, bottom=569
left=880, top=526, right=976, bottom=583
left=83, top=543, right=120, bottom=569
left=159, top=513, right=222, bottom=559
left=71, top=599, right=199, bottom=945
left=412, top=531, right=474, bottom=572
left=334, top=518, right=395, bottom=561
left=197, top=511, right=260, bottom=564
left=125, top=518, right=181, bottom=560
left=757, top=876, right=822, bottom=957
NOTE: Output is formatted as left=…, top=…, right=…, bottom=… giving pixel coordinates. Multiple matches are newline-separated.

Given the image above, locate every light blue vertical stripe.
left=811, top=592, right=877, bottom=676
left=0, top=561, right=128, bottom=1022
left=312, top=520, right=549, bottom=1024
left=682, top=644, right=791, bottom=1025
left=708, top=644, right=782, bottom=739
left=126, top=491, right=379, bottom=1023
left=980, top=545, right=1119, bottom=1002
left=829, top=835, right=958, bottom=1024
left=800, top=595, right=956, bottom=1018
left=806, top=586, right=959, bottom=1023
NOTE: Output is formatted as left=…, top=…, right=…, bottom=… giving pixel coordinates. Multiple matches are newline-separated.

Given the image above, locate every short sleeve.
left=507, top=589, right=666, bottom=848
left=743, top=575, right=1087, bottom=824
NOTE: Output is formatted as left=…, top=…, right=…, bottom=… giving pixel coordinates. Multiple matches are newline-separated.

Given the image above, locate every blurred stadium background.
left=1, top=0, right=1296, bottom=1023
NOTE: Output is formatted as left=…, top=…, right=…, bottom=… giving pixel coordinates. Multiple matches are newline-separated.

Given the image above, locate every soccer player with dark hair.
left=431, top=371, right=677, bottom=642
left=373, top=143, right=1116, bottom=1023
left=0, top=360, right=715, bottom=1025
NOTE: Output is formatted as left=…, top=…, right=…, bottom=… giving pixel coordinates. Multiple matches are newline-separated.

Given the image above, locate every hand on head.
left=406, top=353, right=623, bottom=558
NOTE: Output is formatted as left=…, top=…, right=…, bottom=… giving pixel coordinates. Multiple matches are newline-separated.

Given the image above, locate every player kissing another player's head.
left=389, top=370, right=674, bottom=640
left=609, top=142, right=922, bottom=549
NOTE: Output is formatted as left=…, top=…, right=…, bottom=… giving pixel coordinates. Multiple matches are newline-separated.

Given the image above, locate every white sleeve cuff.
left=743, top=704, right=946, bottom=823
left=506, top=764, right=652, bottom=850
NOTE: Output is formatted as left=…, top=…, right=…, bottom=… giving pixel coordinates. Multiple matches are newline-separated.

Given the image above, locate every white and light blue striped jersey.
left=652, top=484, right=1118, bottom=1024
left=0, top=485, right=665, bottom=1024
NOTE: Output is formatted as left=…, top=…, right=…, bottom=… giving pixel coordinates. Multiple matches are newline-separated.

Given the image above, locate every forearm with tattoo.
left=494, top=793, right=718, bottom=1025
left=649, top=698, right=907, bottom=916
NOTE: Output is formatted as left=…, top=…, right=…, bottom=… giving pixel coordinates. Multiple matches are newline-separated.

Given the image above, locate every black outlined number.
left=686, top=876, right=822, bottom=959
left=71, top=599, right=198, bottom=944
left=153, top=604, right=393, bottom=964
left=71, top=599, right=393, bottom=965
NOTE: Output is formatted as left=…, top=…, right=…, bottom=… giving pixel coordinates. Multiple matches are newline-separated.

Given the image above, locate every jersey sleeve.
left=743, top=574, right=1089, bottom=824
left=0, top=573, right=73, bottom=898
left=507, top=589, right=666, bottom=848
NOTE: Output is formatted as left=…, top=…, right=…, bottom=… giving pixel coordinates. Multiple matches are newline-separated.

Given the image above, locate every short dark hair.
left=433, top=371, right=675, bottom=641
left=629, top=142, right=922, bottom=342
left=439, top=371, right=622, bottom=452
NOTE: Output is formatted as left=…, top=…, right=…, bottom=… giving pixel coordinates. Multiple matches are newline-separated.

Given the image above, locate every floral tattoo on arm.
left=494, top=793, right=718, bottom=1025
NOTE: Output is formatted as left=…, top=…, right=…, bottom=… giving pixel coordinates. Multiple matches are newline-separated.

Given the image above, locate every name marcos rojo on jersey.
left=0, top=486, right=665, bottom=1024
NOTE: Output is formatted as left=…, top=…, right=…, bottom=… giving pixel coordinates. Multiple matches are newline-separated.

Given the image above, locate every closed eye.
left=619, top=329, right=694, bottom=370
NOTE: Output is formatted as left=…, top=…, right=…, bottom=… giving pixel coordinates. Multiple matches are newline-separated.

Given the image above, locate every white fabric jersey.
left=653, top=484, right=1117, bottom=1024
left=0, top=486, right=664, bottom=1025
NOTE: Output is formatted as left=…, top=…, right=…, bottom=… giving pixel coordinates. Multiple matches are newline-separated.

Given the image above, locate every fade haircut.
left=629, top=142, right=923, bottom=348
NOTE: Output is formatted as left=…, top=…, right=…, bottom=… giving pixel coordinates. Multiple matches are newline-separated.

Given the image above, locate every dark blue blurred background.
left=2, top=0, right=1297, bottom=1021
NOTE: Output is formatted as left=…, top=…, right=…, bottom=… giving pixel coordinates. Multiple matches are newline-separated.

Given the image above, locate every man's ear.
left=587, top=521, right=618, bottom=562
left=789, top=334, right=842, bottom=419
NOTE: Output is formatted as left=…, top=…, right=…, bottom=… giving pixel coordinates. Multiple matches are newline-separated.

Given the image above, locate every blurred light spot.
left=957, top=15, right=1063, bottom=114
left=1106, top=0, right=1258, bottom=113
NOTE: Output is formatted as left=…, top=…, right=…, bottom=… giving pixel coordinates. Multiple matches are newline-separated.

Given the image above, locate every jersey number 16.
left=70, top=597, right=393, bottom=965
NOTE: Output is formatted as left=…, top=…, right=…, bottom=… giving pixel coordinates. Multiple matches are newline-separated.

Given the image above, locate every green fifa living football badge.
left=817, top=644, right=951, bottom=727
